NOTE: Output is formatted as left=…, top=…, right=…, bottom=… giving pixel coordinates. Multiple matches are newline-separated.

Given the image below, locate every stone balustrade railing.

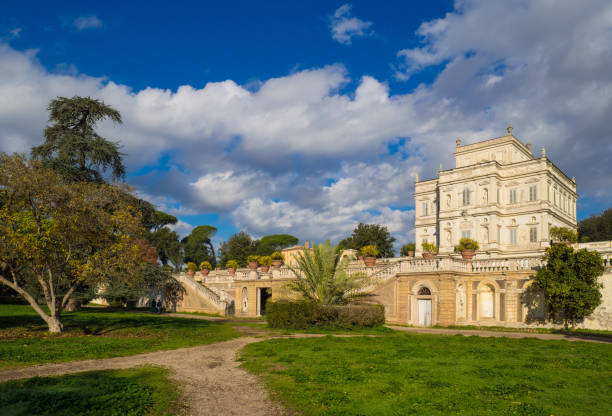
left=176, top=273, right=233, bottom=314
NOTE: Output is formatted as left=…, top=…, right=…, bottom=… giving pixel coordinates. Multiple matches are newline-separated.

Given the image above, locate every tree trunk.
left=47, top=316, right=64, bottom=333
left=65, top=298, right=82, bottom=312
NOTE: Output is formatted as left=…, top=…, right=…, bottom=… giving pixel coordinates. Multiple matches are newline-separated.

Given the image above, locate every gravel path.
left=0, top=336, right=286, bottom=416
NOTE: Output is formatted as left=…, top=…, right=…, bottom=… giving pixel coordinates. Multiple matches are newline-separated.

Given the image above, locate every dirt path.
left=0, top=336, right=286, bottom=416
left=387, top=325, right=612, bottom=343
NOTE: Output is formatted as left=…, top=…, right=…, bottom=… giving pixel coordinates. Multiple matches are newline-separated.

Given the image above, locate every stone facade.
left=415, top=127, right=577, bottom=257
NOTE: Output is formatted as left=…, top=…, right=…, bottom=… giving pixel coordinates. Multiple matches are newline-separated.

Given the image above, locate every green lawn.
left=0, top=304, right=240, bottom=368
left=0, top=366, right=179, bottom=416
left=240, top=333, right=612, bottom=415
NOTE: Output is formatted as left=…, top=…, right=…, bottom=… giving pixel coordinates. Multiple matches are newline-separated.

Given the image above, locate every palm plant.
left=287, top=241, right=373, bottom=305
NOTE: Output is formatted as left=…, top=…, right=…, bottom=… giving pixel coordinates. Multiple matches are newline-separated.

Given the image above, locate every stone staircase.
left=176, top=273, right=235, bottom=316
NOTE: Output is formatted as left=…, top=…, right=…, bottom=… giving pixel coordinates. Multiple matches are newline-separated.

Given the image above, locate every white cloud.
left=2, top=0, right=612, bottom=246
left=73, top=16, right=103, bottom=31
left=330, top=4, right=374, bottom=45
left=167, top=220, right=194, bottom=238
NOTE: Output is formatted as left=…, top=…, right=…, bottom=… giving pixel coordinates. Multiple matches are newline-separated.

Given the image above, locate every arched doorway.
left=417, top=286, right=433, bottom=326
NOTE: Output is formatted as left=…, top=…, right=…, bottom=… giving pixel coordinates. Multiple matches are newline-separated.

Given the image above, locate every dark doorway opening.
left=258, top=287, right=272, bottom=316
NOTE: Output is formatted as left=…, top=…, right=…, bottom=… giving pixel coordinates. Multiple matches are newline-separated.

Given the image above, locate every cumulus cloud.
left=73, top=16, right=103, bottom=31
left=330, top=4, right=374, bottom=45
left=1, top=0, right=612, bottom=246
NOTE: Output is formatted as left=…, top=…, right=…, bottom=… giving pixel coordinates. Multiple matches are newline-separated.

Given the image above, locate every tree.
left=182, top=225, right=217, bottom=268
left=149, top=227, right=182, bottom=267
left=218, top=231, right=257, bottom=267
left=338, top=223, right=396, bottom=258
left=287, top=241, right=372, bottom=305
left=0, top=155, right=148, bottom=332
left=534, top=243, right=604, bottom=328
left=255, top=234, right=299, bottom=255
left=579, top=208, right=612, bottom=242
left=549, top=226, right=578, bottom=244
left=31, top=96, right=125, bottom=183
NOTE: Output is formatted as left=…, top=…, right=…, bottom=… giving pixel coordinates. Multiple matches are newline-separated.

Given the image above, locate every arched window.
left=418, top=287, right=431, bottom=296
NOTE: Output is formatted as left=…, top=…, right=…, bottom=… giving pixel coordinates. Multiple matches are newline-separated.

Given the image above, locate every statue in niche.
left=456, top=284, right=466, bottom=320
left=482, top=188, right=488, bottom=204
left=483, top=227, right=489, bottom=243
left=446, top=194, right=451, bottom=208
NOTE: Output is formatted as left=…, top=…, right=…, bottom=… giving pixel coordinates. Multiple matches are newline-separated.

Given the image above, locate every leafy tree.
left=287, top=241, right=373, bottom=305
left=255, top=234, right=299, bottom=255
left=149, top=227, right=182, bottom=268
left=549, top=226, right=578, bottom=244
left=338, top=223, right=396, bottom=258
left=31, top=96, right=125, bottom=183
left=534, top=243, right=604, bottom=328
left=0, top=155, right=148, bottom=332
left=182, top=225, right=217, bottom=268
left=218, top=231, right=257, bottom=267
left=579, top=208, right=612, bottom=242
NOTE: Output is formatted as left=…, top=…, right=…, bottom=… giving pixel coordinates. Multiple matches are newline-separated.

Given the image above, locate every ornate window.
left=530, top=227, right=538, bottom=243
left=462, top=188, right=470, bottom=206
left=529, top=185, right=537, bottom=201
left=509, top=188, right=517, bottom=204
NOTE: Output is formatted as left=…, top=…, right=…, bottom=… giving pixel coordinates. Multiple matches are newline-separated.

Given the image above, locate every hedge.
left=266, top=301, right=385, bottom=329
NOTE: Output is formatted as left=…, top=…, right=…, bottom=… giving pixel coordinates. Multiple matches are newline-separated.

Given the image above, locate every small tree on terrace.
left=0, top=155, right=148, bottom=333
left=287, top=241, right=372, bottom=305
left=534, top=243, right=604, bottom=328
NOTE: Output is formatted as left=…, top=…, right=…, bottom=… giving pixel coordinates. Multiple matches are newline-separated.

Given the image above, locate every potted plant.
left=271, top=251, right=284, bottom=268
left=456, top=238, right=479, bottom=260
left=421, top=242, right=438, bottom=259
left=401, top=243, right=416, bottom=257
left=199, top=261, right=212, bottom=276
left=247, top=255, right=260, bottom=270
left=226, top=260, right=239, bottom=275
left=186, top=262, right=198, bottom=276
left=360, top=245, right=379, bottom=267
left=259, top=255, right=272, bottom=272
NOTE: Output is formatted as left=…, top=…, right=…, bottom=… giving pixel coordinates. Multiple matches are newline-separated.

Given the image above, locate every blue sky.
left=1, top=1, right=612, bottom=248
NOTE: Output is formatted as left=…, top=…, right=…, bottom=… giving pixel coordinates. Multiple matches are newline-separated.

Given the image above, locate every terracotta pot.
left=248, top=261, right=258, bottom=270
left=461, top=249, right=475, bottom=260
left=364, top=257, right=376, bottom=267
left=187, top=270, right=195, bottom=276
left=423, top=252, right=435, bottom=259
left=408, top=251, right=414, bottom=257
left=272, top=260, right=283, bottom=268
left=228, top=268, right=236, bottom=275
left=200, top=269, right=210, bottom=276
left=260, top=265, right=270, bottom=273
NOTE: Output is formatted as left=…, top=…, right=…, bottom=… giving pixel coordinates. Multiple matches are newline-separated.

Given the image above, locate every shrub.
left=271, top=251, right=284, bottom=260
left=225, top=260, right=239, bottom=269
left=186, top=262, right=198, bottom=272
left=259, top=255, right=272, bottom=266
left=360, top=245, right=379, bottom=257
left=421, top=242, right=438, bottom=254
left=400, top=243, right=416, bottom=256
left=266, top=301, right=385, bottom=329
left=199, top=261, right=212, bottom=270
left=456, top=238, right=479, bottom=251
left=247, top=255, right=260, bottom=263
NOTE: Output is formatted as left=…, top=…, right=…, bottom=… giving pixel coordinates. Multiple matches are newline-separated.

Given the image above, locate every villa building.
left=176, top=128, right=612, bottom=331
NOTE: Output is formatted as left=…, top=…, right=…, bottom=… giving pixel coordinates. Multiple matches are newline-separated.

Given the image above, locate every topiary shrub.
left=421, top=242, right=438, bottom=254
left=401, top=243, right=416, bottom=256
left=266, top=301, right=385, bottom=329
left=259, top=255, right=272, bottom=266
left=199, top=261, right=212, bottom=270
left=247, top=255, right=260, bottom=263
left=360, top=245, right=379, bottom=258
left=271, top=251, right=284, bottom=260
left=456, top=238, right=479, bottom=251
left=225, top=260, right=239, bottom=269
left=186, top=262, right=198, bottom=272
